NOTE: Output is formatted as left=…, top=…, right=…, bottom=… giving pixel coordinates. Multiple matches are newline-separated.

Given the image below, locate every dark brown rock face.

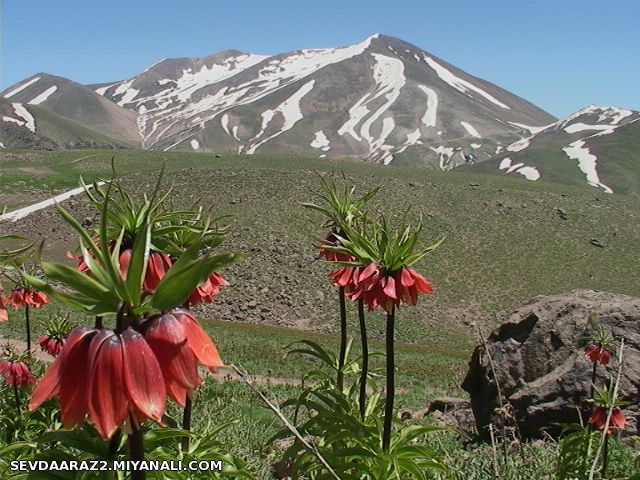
left=461, top=290, right=640, bottom=439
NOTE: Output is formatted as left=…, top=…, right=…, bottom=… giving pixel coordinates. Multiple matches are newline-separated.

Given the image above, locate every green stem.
left=382, top=305, right=396, bottom=452
left=337, top=286, right=347, bottom=391
left=602, top=434, right=609, bottom=478
left=590, top=361, right=597, bottom=401
left=13, top=384, right=21, bottom=414
left=182, top=395, right=192, bottom=451
left=128, top=415, right=146, bottom=480
left=358, top=299, right=368, bottom=420
left=108, top=429, right=121, bottom=456
left=24, top=304, right=31, bottom=353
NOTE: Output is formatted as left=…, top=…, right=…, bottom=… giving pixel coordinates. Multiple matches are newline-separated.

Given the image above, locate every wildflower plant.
left=328, top=214, right=443, bottom=451
left=303, top=173, right=379, bottom=393
left=21, top=175, right=244, bottom=479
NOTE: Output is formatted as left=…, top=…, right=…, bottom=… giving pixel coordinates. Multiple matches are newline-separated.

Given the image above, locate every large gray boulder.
left=461, top=289, right=639, bottom=439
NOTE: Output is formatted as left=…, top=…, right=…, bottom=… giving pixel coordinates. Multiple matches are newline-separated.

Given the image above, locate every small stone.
left=590, top=239, right=606, bottom=248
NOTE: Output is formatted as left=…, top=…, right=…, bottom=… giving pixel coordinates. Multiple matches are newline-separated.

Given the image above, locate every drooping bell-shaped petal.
left=120, top=328, right=166, bottom=422
left=143, top=313, right=202, bottom=406
left=0, top=359, right=36, bottom=386
left=29, top=327, right=97, bottom=411
left=0, top=295, right=8, bottom=322
left=37, top=335, right=66, bottom=356
left=7, top=288, right=28, bottom=308
left=589, top=406, right=627, bottom=434
left=88, top=332, right=129, bottom=440
left=188, top=272, right=229, bottom=306
left=58, top=328, right=102, bottom=427
left=143, top=252, right=172, bottom=290
left=118, top=249, right=132, bottom=280
left=585, top=343, right=611, bottom=365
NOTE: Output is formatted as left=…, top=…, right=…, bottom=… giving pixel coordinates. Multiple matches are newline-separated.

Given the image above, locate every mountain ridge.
left=2, top=34, right=637, bottom=194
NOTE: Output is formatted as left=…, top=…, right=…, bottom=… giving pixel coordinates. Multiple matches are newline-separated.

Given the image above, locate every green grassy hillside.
left=1, top=149, right=638, bottom=351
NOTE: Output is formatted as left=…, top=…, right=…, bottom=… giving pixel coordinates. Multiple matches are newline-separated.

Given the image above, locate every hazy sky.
left=2, top=0, right=638, bottom=118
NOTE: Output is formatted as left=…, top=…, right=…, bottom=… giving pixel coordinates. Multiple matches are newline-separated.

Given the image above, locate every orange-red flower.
left=29, top=326, right=166, bottom=439
left=142, top=308, right=226, bottom=407
left=0, top=295, right=8, bottom=322
left=329, top=266, right=361, bottom=288
left=319, top=231, right=354, bottom=263
left=585, top=343, right=611, bottom=366
left=346, top=264, right=434, bottom=312
left=37, top=335, right=66, bottom=357
left=117, top=249, right=172, bottom=291
left=0, top=359, right=36, bottom=386
left=589, top=406, right=627, bottom=434
left=143, top=252, right=172, bottom=290
left=6, top=287, right=51, bottom=309
left=187, top=272, right=228, bottom=306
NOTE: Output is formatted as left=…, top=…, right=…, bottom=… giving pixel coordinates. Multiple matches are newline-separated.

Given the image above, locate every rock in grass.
left=462, top=289, right=640, bottom=439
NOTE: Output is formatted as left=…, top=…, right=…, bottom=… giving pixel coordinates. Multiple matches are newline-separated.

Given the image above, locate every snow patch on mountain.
left=4, top=77, right=41, bottom=99
left=339, top=53, right=405, bottom=163
left=416, top=85, right=438, bottom=127
left=516, top=166, right=540, bottom=181
left=423, top=56, right=510, bottom=109
left=460, top=121, right=481, bottom=138
left=507, top=137, right=531, bottom=152
left=190, top=139, right=200, bottom=150
left=2, top=116, right=24, bottom=126
left=221, top=113, right=231, bottom=135
left=245, top=79, right=315, bottom=154
left=508, top=121, right=550, bottom=134
left=498, top=157, right=540, bottom=181
left=431, top=146, right=456, bottom=170
left=29, top=86, right=58, bottom=105
left=310, top=130, right=330, bottom=150
left=563, top=122, right=618, bottom=134
left=562, top=140, right=612, bottom=193
left=12, top=104, right=35, bottom=132
left=174, top=54, right=267, bottom=102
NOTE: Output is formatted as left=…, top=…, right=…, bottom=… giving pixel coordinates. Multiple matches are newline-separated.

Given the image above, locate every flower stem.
left=602, top=434, right=609, bottom=478
left=382, top=305, right=395, bottom=452
left=128, top=415, right=146, bottom=480
left=182, top=395, right=192, bottom=451
left=24, top=304, right=31, bottom=353
left=590, top=361, right=597, bottom=400
left=13, top=384, right=21, bottom=414
left=358, top=299, right=368, bottom=420
left=337, top=286, right=347, bottom=391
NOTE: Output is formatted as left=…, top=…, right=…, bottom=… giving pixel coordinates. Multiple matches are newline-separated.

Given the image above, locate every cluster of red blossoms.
left=0, top=359, right=36, bottom=386
left=30, top=309, right=224, bottom=439
left=584, top=342, right=612, bottom=366
left=36, top=335, right=66, bottom=357
left=588, top=406, right=627, bottom=434
left=68, top=248, right=227, bottom=307
left=330, top=262, right=433, bottom=312
left=1, top=287, right=50, bottom=312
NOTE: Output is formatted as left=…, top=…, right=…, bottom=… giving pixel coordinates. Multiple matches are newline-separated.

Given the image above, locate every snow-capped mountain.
left=1, top=34, right=554, bottom=167
left=466, top=105, right=640, bottom=194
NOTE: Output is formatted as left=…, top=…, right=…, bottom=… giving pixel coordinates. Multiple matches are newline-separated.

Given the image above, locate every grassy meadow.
left=1, top=148, right=639, bottom=477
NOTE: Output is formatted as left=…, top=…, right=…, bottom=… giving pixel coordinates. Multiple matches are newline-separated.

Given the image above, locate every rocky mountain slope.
left=2, top=34, right=554, bottom=166
left=2, top=34, right=637, bottom=193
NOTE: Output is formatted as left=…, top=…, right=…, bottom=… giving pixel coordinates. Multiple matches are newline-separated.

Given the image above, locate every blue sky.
left=1, top=0, right=638, bottom=118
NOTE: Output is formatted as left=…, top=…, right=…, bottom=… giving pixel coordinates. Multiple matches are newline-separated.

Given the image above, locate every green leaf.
left=42, top=262, right=110, bottom=299
left=125, top=222, right=150, bottom=305
left=151, top=252, right=244, bottom=310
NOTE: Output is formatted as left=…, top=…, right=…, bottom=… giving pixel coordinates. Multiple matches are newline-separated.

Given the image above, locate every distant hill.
left=461, top=105, right=640, bottom=195
left=2, top=34, right=638, bottom=193
left=0, top=98, right=132, bottom=149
